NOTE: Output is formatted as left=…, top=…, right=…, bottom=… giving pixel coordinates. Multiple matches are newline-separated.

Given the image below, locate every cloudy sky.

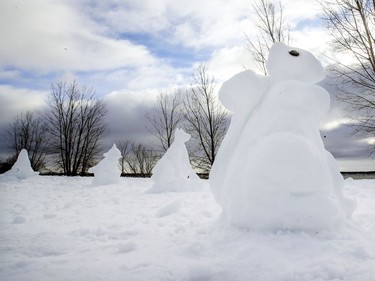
left=0, top=0, right=373, bottom=171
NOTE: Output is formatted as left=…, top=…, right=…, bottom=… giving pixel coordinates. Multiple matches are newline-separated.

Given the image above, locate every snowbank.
left=0, top=177, right=373, bottom=281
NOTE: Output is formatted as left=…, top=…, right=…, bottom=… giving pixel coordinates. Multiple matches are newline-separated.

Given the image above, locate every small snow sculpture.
left=148, top=128, right=201, bottom=193
left=89, top=144, right=122, bottom=186
left=2, top=149, right=38, bottom=180
left=210, top=42, right=355, bottom=231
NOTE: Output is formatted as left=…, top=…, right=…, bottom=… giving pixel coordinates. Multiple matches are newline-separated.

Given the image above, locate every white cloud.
left=0, top=70, right=21, bottom=80
left=169, top=0, right=253, bottom=48
left=362, top=137, right=375, bottom=146
left=207, top=46, right=252, bottom=81
left=103, top=89, right=159, bottom=145
left=72, top=0, right=254, bottom=49
left=69, top=0, right=325, bottom=51
left=0, top=0, right=158, bottom=72
left=0, top=0, right=331, bottom=79
left=0, top=85, right=47, bottom=126
left=283, top=0, right=322, bottom=24
left=73, top=0, right=170, bottom=35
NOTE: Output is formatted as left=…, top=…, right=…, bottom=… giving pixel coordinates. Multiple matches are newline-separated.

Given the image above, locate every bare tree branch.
left=6, top=111, right=48, bottom=171
left=146, top=90, right=183, bottom=151
left=321, top=0, right=375, bottom=137
left=117, top=140, right=158, bottom=177
left=43, top=81, right=108, bottom=175
left=246, top=0, right=291, bottom=74
left=183, top=64, right=228, bottom=173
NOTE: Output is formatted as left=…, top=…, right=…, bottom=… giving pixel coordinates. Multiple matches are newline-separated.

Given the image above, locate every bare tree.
left=129, top=143, right=157, bottom=177
left=183, top=64, right=228, bottom=172
left=6, top=111, right=48, bottom=171
left=117, top=139, right=131, bottom=174
left=117, top=140, right=158, bottom=177
left=44, top=81, right=108, bottom=176
left=321, top=0, right=375, bottom=136
left=246, top=0, right=291, bottom=74
left=146, top=90, right=183, bottom=151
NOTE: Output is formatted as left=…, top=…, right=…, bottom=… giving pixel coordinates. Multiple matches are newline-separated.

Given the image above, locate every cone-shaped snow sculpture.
left=210, top=43, right=355, bottom=231
left=89, top=144, right=122, bottom=186
left=148, top=128, right=201, bottom=193
left=2, top=149, right=38, bottom=180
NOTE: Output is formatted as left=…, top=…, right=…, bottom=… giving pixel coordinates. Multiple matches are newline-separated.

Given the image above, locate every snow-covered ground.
left=0, top=176, right=374, bottom=281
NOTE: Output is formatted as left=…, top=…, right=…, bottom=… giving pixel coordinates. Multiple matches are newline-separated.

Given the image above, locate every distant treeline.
left=1, top=67, right=228, bottom=177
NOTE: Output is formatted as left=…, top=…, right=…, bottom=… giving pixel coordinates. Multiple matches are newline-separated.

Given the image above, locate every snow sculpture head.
left=89, top=144, right=122, bottom=186
left=267, top=42, right=325, bottom=83
left=210, top=43, right=355, bottom=231
left=174, top=128, right=191, bottom=143
left=148, top=128, right=201, bottom=193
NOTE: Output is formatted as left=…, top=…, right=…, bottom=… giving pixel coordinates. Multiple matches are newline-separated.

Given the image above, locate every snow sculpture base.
left=210, top=43, right=355, bottom=231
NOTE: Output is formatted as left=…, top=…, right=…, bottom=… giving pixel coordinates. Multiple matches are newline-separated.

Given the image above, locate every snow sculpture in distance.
left=148, top=128, right=201, bottom=193
left=210, top=42, right=355, bottom=231
left=2, top=149, right=39, bottom=180
left=89, top=144, right=122, bottom=186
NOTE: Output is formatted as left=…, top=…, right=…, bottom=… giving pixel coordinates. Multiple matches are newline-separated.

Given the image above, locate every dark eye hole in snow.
left=289, top=50, right=300, bottom=56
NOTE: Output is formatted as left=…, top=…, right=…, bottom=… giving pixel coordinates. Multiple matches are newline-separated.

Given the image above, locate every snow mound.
left=89, top=144, right=122, bottom=186
left=1, top=149, right=38, bottom=180
left=148, top=128, right=202, bottom=193
left=210, top=42, right=355, bottom=231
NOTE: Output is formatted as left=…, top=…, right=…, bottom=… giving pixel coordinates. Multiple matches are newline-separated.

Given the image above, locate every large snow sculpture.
left=210, top=43, right=355, bottom=231
left=2, top=149, right=38, bottom=180
left=89, top=144, right=122, bottom=186
left=148, top=128, right=201, bottom=193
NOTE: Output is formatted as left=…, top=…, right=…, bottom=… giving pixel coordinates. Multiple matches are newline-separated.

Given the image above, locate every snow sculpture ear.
left=266, top=42, right=325, bottom=83
left=219, top=70, right=269, bottom=115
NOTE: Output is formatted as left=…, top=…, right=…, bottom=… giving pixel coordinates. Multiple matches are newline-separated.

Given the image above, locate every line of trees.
left=145, top=64, right=228, bottom=174
left=117, top=140, right=157, bottom=177
left=4, top=81, right=108, bottom=176
left=117, top=64, right=229, bottom=175
left=2, top=64, right=228, bottom=176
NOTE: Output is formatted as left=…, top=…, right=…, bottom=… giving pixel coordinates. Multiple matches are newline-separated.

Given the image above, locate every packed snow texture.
left=89, top=144, right=122, bottom=186
left=0, top=176, right=374, bottom=281
left=1, top=149, right=38, bottom=180
left=148, top=128, right=201, bottom=193
left=210, top=43, right=355, bottom=231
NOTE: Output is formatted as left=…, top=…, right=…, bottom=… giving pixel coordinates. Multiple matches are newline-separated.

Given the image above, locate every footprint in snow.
left=12, top=216, right=27, bottom=224
left=118, top=242, right=137, bottom=254
left=156, top=200, right=181, bottom=218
